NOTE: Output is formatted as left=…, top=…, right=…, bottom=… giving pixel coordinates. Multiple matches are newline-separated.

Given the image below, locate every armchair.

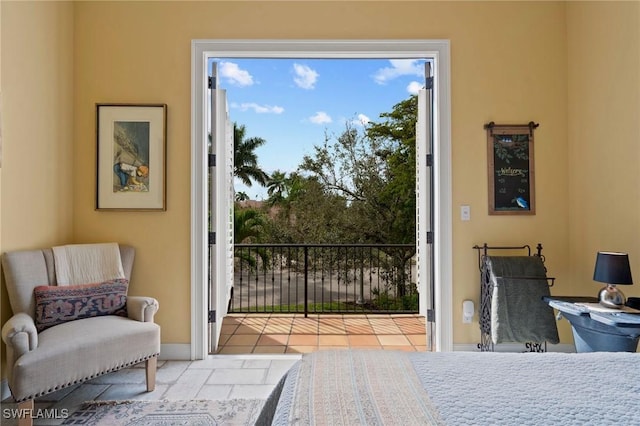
left=1, top=244, right=160, bottom=426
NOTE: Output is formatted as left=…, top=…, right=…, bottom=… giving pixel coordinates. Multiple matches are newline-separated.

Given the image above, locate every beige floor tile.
left=253, top=345, right=287, bottom=354
left=377, top=335, right=410, bottom=346
left=345, top=324, right=375, bottom=334
left=318, top=325, right=346, bottom=335
left=383, top=345, right=416, bottom=352
left=234, top=324, right=264, bottom=334
left=217, top=345, right=255, bottom=354
left=397, top=324, right=426, bottom=334
left=257, top=334, right=289, bottom=346
left=343, top=318, right=371, bottom=325
left=318, top=346, right=349, bottom=351
left=318, top=335, right=349, bottom=346
left=347, top=334, right=380, bottom=346
left=218, top=334, right=232, bottom=346
left=371, top=325, right=402, bottom=334
left=263, top=324, right=292, bottom=334
left=291, top=324, right=318, bottom=334
left=286, top=346, right=318, bottom=353
left=406, top=334, right=427, bottom=346
left=288, top=334, right=318, bottom=346
left=266, top=317, right=294, bottom=325
left=225, top=334, right=260, bottom=346
left=220, top=324, right=239, bottom=334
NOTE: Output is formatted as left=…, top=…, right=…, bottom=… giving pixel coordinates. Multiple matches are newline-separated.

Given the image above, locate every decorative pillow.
left=34, top=278, right=129, bottom=332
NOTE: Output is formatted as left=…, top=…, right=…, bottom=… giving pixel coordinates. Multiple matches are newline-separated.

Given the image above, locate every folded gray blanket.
left=485, top=256, right=559, bottom=344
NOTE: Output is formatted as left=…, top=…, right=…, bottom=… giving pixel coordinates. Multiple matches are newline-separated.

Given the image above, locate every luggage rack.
left=472, top=243, right=555, bottom=352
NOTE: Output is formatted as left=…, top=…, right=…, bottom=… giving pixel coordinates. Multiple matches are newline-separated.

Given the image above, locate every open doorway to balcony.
left=191, top=40, right=452, bottom=359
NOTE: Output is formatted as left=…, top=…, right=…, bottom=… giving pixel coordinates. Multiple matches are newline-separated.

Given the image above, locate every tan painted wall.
left=567, top=2, right=640, bottom=298
left=2, top=1, right=639, bottom=377
left=1, top=0, right=75, bottom=374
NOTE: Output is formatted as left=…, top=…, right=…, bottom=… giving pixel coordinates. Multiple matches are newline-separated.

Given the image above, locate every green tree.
left=233, top=123, right=269, bottom=187
left=234, top=206, right=269, bottom=270
left=298, top=97, right=419, bottom=297
left=266, top=170, right=287, bottom=204
left=235, top=191, right=249, bottom=202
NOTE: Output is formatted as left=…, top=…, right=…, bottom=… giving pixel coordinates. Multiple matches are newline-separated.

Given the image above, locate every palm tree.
left=234, top=123, right=269, bottom=187
left=235, top=191, right=250, bottom=202
left=234, top=207, right=269, bottom=270
left=266, top=170, right=287, bottom=204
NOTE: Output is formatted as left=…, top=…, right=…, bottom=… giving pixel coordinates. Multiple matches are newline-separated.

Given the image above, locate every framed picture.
left=485, top=121, right=538, bottom=215
left=96, top=103, right=167, bottom=211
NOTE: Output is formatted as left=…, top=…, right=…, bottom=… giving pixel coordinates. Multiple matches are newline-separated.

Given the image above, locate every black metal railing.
left=231, top=244, right=417, bottom=316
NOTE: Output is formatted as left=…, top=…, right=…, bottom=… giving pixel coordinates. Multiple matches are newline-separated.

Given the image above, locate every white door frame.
left=190, top=39, right=452, bottom=359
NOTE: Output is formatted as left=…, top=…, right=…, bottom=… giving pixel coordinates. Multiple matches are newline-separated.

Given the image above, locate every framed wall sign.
left=96, top=103, right=167, bottom=211
left=485, top=121, right=538, bottom=215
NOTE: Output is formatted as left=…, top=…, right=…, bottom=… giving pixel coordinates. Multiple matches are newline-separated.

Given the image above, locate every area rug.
left=61, top=399, right=265, bottom=425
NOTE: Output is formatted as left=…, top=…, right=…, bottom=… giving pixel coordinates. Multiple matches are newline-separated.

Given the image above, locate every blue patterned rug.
left=62, top=399, right=264, bottom=425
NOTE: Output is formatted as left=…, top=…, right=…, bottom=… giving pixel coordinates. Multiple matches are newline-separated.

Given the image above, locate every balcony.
left=231, top=244, right=419, bottom=316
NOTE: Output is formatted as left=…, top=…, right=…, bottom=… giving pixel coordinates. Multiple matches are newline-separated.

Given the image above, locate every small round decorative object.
left=598, top=284, right=626, bottom=308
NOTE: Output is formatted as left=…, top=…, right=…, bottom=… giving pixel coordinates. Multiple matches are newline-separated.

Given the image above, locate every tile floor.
left=1, top=314, right=428, bottom=425
left=1, top=355, right=301, bottom=425
left=217, top=313, right=428, bottom=354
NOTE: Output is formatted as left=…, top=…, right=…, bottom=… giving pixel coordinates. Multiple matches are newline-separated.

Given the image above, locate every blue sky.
left=209, top=58, right=427, bottom=200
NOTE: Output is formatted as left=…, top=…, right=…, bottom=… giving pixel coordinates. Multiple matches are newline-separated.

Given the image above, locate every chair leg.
left=17, top=399, right=33, bottom=426
left=145, top=356, right=157, bottom=392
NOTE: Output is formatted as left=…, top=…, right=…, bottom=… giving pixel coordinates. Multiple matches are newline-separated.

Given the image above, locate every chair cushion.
left=11, top=315, right=160, bottom=402
left=34, top=279, right=128, bottom=331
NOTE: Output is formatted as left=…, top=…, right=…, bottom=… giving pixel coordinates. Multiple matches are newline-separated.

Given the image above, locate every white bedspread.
left=258, top=350, right=640, bottom=425
left=53, top=242, right=125, bottom=285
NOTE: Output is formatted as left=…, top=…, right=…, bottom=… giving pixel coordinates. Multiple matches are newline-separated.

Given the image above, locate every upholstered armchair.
left=1, top=245, right=160, bottom=426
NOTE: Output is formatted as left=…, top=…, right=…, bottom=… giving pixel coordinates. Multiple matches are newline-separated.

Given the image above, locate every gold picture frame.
left=96, top=103, right=167, bottom=211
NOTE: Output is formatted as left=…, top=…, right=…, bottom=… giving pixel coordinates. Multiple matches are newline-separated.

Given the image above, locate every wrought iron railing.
left=232, top=244, right=417, bottom=316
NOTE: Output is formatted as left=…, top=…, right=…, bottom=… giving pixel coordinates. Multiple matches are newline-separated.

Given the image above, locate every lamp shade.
left=593, top=252, right=633, bottom=285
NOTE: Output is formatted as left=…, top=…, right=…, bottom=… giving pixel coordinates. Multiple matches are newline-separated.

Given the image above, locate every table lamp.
left=593, top=251, right=633, bottom=308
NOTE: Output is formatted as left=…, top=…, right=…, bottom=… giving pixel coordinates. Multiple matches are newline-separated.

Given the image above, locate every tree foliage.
left=233, top=123, right=269, bottom=187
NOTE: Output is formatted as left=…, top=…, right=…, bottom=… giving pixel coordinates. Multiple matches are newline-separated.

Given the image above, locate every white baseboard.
left=453, top=342, right=575, bottom=353
left=159, top=343, right=192, bottom=360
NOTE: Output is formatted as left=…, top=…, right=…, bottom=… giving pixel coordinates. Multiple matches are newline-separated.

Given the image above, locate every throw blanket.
left=258, top=350, right=444, bottom=426
left=258, top=350, right=640, bottom=426
left=485, top=256, right=559, bottom=344
left=53, top=243, right=125, bottom=285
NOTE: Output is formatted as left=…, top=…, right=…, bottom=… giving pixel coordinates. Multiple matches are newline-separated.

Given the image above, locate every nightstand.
left=544, top=296, right=640, bottom=352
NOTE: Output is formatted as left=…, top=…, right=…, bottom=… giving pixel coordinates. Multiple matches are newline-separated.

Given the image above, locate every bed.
left=255, top=350, right=639, bottom=425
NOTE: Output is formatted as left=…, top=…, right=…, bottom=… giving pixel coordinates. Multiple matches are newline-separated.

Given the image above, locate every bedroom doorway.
left=191, top=40, right=452, bottom=359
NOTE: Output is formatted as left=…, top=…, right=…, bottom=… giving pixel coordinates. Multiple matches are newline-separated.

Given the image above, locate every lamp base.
left=598, top=284, right=626, bottom=309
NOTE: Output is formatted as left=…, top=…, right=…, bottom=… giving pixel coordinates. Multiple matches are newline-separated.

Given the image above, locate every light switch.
left=461, top=205, right=471, bottom=221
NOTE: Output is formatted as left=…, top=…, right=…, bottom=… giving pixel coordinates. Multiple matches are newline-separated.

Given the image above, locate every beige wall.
left=1, top=0, right=75, bottom=373
left=1, top=1, right=639, bottom=378
left=567, top=1, right=640, bottom=298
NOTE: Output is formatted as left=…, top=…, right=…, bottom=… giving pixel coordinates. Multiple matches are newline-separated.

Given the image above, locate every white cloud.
left=373, top=59, right=424, bottom=85
left=293, top=63, right=319, bottom=89
left=309, top=111, right=332, bottom=124
left=352, top=113, right=370, bottom=127
left=407, top=81, right=423, bottom=94
left=231, top=102, right=284, bottom=114
left=219, top=61, right=254, bottom=87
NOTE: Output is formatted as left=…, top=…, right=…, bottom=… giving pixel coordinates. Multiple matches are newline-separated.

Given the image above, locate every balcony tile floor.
left=217, top=313, right=428, bottom=354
